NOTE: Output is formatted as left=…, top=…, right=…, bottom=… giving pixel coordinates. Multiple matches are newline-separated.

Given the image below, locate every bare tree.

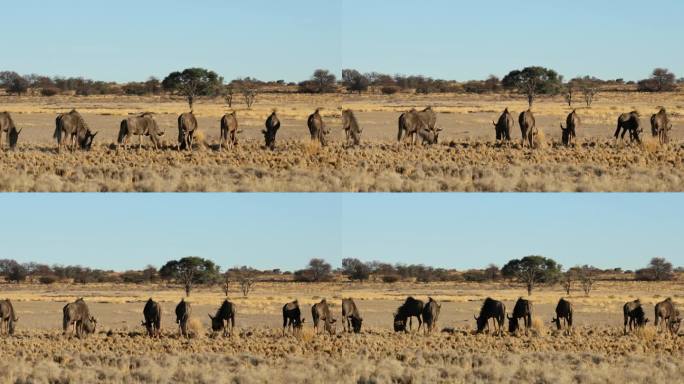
left=224, top=86, right=234, bottom=108
left=578, top=265, right=597, bottom=296
left=582, top=83, right=597, bottom=107
left=243, top=89, right=257, bottom=109
left=222, top=272, right=230, bottom=296
left=239, top=275, right=255, bottom=297
left=564, top=83, right=575, bottom=106
left=561, top=270, right=575, bottom=295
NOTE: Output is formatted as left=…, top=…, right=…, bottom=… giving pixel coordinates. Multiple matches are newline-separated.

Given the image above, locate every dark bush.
left=382, top=275, right=400, bottom=283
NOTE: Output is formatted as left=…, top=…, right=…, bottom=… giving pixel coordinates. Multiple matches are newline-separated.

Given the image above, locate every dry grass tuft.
left=635, top=326, right=657, bottom=342
left=186, top=317, right=204, bottom=339
left=530, top=317, right=546, bottom=335
left=641, top=136, right=660, bottom=153
left=302, top=139, right=321, bottom=156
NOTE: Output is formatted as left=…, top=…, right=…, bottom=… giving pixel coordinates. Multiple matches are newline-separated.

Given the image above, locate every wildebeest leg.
left=139, top=134, right=143, bottom=150
left=417, top=316, right=422, bottom=332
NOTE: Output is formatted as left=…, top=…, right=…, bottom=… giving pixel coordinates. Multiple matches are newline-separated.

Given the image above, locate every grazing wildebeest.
left=54, top=110, right=98, bottom=152
left=493, top=108, right=514, bottom=141
left=418, top=126, right=442, bottom=145
left=263, top=111, right=281, bottom=150
left=282, top=300, right=305, bottom=335
left=342, top=109, right=362, bottom=147
left=552, top=298, right=573, bottom=335
left=0, top=299, right=18, bottom=336
left=655, top=298, right=681, bottom=335
left=0, top=112, right=21, bottom=150
left=219, top=111, right=239, bottom=150
left=175, top=298, right=192, bottom=338
left=209, top=299, right=236, bottom=337
left=623, top=299, right=648, bottom=334
left=508, top=297, right=533, bottom=336
left=614, top=111, right=642, bottom=142
left=393, top=297, right=424, bottom=332
left=118, top=113, right=164, bottom=150
left=142, top=298, right=162, bottom=338
left=341, top=298, right=363, bottom=333
left=518, top=109, right=537, bottom=148
left=63, top=298, right=97, bottom=337
left=474, top=297, right=506, bottom=336
left=561, top=109, right=579, bottom=146
left=650, top=108, right=672, bottom=145
left=421, top=297, right=441, bottom=334
left=398, top=107, right=437, bottom=144
left=177, top=112, right=198, bottom=151
left=311, top=299, right=337, bottom=335
left=308, top=108, right=329, bottom=146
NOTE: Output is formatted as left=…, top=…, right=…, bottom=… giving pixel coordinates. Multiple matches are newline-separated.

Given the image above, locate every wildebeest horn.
left=91, top=132, right=98, bottom=138
left=208, top=314, right=214, bottom=320
left=474, top=315, right=478, bottom=321
left=17, top=128, right=22, bottom=135
left=492, top=121, right=497, bottom=126
left=507, top=315, right=513, bottom=320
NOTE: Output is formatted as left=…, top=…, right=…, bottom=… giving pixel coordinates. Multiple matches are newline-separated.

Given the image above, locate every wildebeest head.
left=551, top=317, right=561, bottom=330
left=351, top=316, right=363, bottom=333
left=474, top=315, right=488, bottom=333
left=8, top=317, right=17, bottom=335
left=80, top=131, right=98, bottom=150
left=208, top=314, right=223, bottom=332
left=507, top=315, right=519, bottom=334
left=82, top=316, right=97, bottom=334
left=9, top=128, right=21, bottom=150
left=393, top=313, right=406, bottom=332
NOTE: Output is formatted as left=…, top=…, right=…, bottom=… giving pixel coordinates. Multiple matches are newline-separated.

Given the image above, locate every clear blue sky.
left=0, top=194, right=680, bottom=271
left=2, top=1, right=682, bottom=82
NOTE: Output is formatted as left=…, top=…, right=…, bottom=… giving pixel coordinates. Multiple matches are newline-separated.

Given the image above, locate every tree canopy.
left=502, top=66, right=563, bottom=106
left=502, top=255, right=562, bottom=295
left=159, top=256, right=221, bottom=296
left=161, top=68, right=223, bottom=110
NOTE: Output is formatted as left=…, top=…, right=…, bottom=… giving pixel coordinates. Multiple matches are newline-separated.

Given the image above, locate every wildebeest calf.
left=282, top=300, right=305, bottom=335
left=311, top=299, right=337, bottom=335
left=552, top=298, right=573, bottom=335
left=142, top=298, right=162, bottom=338
left=475, top=297, right=506, bottom=336
left=421, top=297, right=441, bottom=334
left=508, top=297, right=533, bottom=335
left=623, top=299, right=648, bottom=334
left=209, top=299, right=236, bottom=337
left=393, top=297, right=424, bottom=332
left=175, top=298, right=192, bottom=338
left=341, top=298, right=363, bottom=333
left=655, top=298, right=681, bottom=335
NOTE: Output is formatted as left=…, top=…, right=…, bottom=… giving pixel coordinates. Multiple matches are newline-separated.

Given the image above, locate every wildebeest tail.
left=53, top=115, right=62, bottom=141
left=117, top=120, right=128, bottom=144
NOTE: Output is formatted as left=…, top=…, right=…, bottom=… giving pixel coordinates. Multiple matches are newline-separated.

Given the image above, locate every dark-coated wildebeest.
left=175, top=299, right=192, bottom=338
left=142, top=298, right=162, bottom=338
left=54, top=110, right=98, bottom=152
left=552, top=298, right=573, bottom=335
left=421, top=297, right=441, bottom=334
left=63, top=298, right=97, bottom=338
left=308, top=108, right=329, bottom=146
left=177, top=112, right=198, bottom=151
left=474, top=297, right=506, bottom=336
left=508, top=297, right=533, bottom=336
left=623, top=299, right=648, bottom=334
left=398, top=107, right=436, bottom=144
left=341, top=298, right=363, bottom=333
left=0, top=112, right=21, bottom=150
left=0, top=299, right=18, bottom=336
left=655, top=298, right=681, bottom=335
left=650, top=108, right=672, bottom=145
left=263, top=111, right=281, bottom=150
left=519, top=109, right=537, bottom=148
left=493, top=108, right=514, bottom=142
left=282, top=300, right=305, bottom=335
left=311, top=299, right=337, bottom=335
left=209, top=299, right=236, bottom=337
left=219, top=111, right=239, bottom=150
left=393, top=297, right=424, bottom=332
left=614, top=111, right=642, bottom=143
left=561, top=109, right=580, bottom=146
left=342, top=109, right=362, bottom=147
left=118, top=113, right=164, bottom=150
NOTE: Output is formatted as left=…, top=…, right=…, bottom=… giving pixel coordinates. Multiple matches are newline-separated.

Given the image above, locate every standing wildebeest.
left=0, top=299, right=18, bottom=336
left=393, top=297, right=424, bottom=332
left=118, top=113, right=164, bottom=150
left=177, top=112, right=198, bottom=151
left=209, top=299, right=236, bottom=337
left=282, top=300, right=306, bottom=335
left=63, top=298, right=97, bottom=337
left=219, top=111, right=239, bottom=150
left=655, top=298, right=681, bottom=335
left=54, top=110, right=98, bottom=152
left=308, top=108, right=329, bottom=146
left=623, top=299, right=649, bottom=334
left=142, top=298, right=162, bottom=338
left=474, top=297, right=506, bottom=336
left=519, top=109, right=537, bottom=148
left=561, top=109, right=580, bottom=146
left=614, top=111, right=642, bottom=142
left=263, top=111, right=281, bottom=150
left=650, top=108, right=672, bottom=145
left=421, top=297, right=441, bottom=334
left=493, top=108, right=514, bottom=141
left=175, top=298, right=192, bottom=338
left=342, top=109, right=362, bottom=147
left=398, top=107, right=437, bottom=144
left=311, top=299, right=337, bottom=335
left=552, top=298, right=573, bottom=335
left=508, top=297, right=533, bottom=336
left=0, top=112, right=21, bottom=150
left=341, top=298, right=363, bottom=333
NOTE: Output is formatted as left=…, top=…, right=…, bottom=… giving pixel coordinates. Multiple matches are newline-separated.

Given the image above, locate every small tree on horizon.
left=502, top=66, right=563, bottom=107
left=161, top=68, right=223, bottom=111
left=502, top=255, right=562, bottom=295
left=341, top=69, right=369, bottom=94
left=159, top=256, right=220, bottom=296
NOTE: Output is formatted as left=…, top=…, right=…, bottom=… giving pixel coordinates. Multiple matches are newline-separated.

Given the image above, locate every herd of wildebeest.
left=0, top=296, right=681, bottom=339
left=0, top=106, right=675, bottom=152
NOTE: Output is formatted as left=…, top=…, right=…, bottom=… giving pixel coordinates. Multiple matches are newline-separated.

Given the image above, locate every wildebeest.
left=54, top=110, right=98, bottom=152
left=219, top=111, right=239, bottom=150
left=175, top=298, right=192, bottom=338
left=118, top=113, right=164, bottom=150
left=398, top=107, right=437, bottom=144
left=341, top=298, right=363, bottom=333
left=209, top=299, right=236, bottom=337
left=0, top=299, right=18, bottom=336
left=142, top=298, right=162, bottom=338
left=263, top=111, right=281, bottom=150
left=282, top=300, right=305, bottom=335
left=307, top=108, right=329, bottom=146
left=493, top=108, right=514, bottom=141
left=342, top=109, right=362, bottom=147
left=421, top=297, right=441, bottom=334
left=63, top=298, right=97, bottom=337
left=650, top=108, right=672, bottom=145
left=552, top=298, right=573, bottom=335
left=177, top=112, right=198, bottom=151
left=474, top=297, right=506, bottom=336
left=393, top=297, right=424, bottom=332
left=561, top=109, right=580, bottom=146
left=519, top=109, right=537, bottom=148
left=0, top=112, right=21, bottom=150
left=655, top=297, right=681, bottom=335
left=508, top=297, right=533, bottom=335
left=312, top=299, right=337, bottom=335
left=614, top=111, right=642, bottom=142
left=418, top=125, right=442, bottom=145
left=623, top=299, right=648, bottom=334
